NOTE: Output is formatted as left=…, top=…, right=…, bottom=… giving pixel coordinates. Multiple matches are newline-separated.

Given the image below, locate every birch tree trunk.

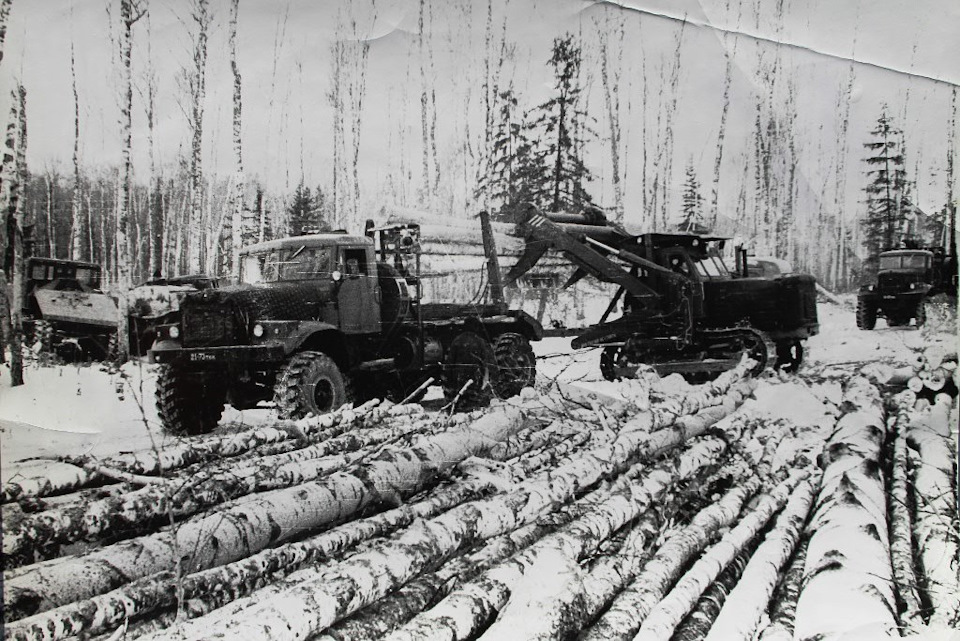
left=229, top=0, right=243, bottom=281
left=2, top=85, right=26, bottom=386
left=186, top=0, right=209, bottom=274
left=69, top=36, right=83, bottom=260
left=0, top=0, right=11, bottom=65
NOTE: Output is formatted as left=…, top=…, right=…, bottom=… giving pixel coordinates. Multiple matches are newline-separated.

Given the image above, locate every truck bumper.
left=149, top=343, right=285, bottom=365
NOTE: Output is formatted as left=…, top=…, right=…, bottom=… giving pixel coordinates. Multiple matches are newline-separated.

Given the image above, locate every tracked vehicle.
left=149, top=222, right=541, bottom=434
left=506, top=205, right=819, bottom=379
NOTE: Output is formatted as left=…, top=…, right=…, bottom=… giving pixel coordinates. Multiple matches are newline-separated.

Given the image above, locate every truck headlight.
left=867, top=285, right=875, bottom=291
left=909, top=283, right=916, bottom=290
left=252, top=323, right=265, bottom=338
left=168, top=326, right=180, bottom=339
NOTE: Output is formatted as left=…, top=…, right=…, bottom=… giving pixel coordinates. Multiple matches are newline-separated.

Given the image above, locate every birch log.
left=889, top=400, right=923, bottom=632
left=907, top=394, right=960, bottom=627
left=388, top=436, right=729, bottom=641
left=634, top=470, right=807, bottom=641
left=703, top=477, right=819, bottom=641
left=150, top=393, right=737, bottom=641
left=793, top=377, right=899, bottom=641
left=4, top=477, right=494, bottom=641
left=3, top=406, right=526, bottom=621
left=579, top=478, right=761, bottom=641
left=755, top=537, right=809, bottom=641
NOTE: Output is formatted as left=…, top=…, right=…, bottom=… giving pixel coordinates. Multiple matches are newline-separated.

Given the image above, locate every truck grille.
left=878, top=272, right=920, bottom=292
left=183, top=307, right=235, bottom=347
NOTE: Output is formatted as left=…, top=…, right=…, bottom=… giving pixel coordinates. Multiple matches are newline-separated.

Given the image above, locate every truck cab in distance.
left=857, top=248, right=958, bottom=329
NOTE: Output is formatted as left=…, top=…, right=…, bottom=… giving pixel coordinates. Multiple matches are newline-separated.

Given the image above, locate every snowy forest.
left=0, top=0, right=956, bottom=299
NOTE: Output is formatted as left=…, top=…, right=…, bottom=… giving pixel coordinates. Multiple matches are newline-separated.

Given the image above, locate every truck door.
left=338, top=246, right=381, bottom=333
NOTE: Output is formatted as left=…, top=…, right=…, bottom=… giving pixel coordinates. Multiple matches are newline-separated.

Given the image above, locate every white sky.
left=1, top=0, right=958, bottom=234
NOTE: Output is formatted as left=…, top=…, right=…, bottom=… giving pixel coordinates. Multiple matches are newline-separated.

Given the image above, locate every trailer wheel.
left=856, top=298, right=877, bottom=330
left=156, top=365, right=226, bottom=435
left=274, top=351, right=354, bottom=420
left=775, top=340, right=804, bottom=373
left=492, top=333, right=536, bottom=398
left=443, top=331, right=497, bottom=409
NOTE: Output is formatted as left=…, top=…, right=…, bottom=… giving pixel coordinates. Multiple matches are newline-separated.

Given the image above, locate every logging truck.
left=506, top=205, right=820, bottom=379
left=149, top=220, right=541, bottom=434
left=856, top=246, right=958, bottom=330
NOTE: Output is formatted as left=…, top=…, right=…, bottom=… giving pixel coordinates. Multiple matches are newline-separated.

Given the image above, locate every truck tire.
left=492, top=333, right=536, bottom=398
left=914, top=303, right=926, bottom=327
left=156, top=365, right=226, bottom=435
left=600, top=346, right=621, bottom=381
left=856, top=298, right=877, bottom=330
left=443, top=331, right=497, bottom=409
left=274, top=351, right=354, bottom=420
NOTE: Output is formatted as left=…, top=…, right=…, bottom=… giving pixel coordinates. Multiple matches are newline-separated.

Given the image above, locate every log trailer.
left=149, top=220, right=541, bottom=434
left=505, top=205, right=820, bottom=379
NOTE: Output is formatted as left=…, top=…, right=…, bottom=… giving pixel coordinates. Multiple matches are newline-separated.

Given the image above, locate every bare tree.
left=229, top=0, right=243, bottom=281
left=69, top=20, right=84, bottom=260
left=185, top=0, right=210, bottom=274
left=116, top=0, right=146, bottom=359
left=1, top=85, right=26, bottom=385
left=597, top=11, right=626, bottom=222
left=0, top=0, right=11, bottom=65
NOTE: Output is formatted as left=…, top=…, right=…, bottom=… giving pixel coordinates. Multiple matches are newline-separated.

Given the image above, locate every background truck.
left=20, top=257, right=118, bottom=361
left=149, top=221, right=541, bottom=434
left=856, top=247, right=958, bottom=329
left=506, top=205, right=819, bottom=379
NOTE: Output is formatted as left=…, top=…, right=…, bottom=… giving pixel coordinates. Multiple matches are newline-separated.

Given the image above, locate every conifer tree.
left=678, top=162, right=705, bottom=232
left=862, top=106, right=910, bottom=274
left=532, top=33, right=594, bottom=213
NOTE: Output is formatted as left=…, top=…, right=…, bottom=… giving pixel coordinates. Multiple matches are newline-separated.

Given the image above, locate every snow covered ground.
left=0, top=299, right=953, bottom=471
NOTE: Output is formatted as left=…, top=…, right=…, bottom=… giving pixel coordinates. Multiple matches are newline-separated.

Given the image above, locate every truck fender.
left=280, top=321, right=342, bottom=355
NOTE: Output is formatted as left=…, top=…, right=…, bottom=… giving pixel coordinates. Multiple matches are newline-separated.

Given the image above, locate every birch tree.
left=1, top=85, right=26, bottom=385
left=185, top=0, right=210, bottom=274
left=69, top=23, right=84, bottom=260
left=0, top=0, right=10, bottom=65
left=596, top=11, right=627, bottom=221
left=229, top=0, right=243, bottom=280
left=116, top=0, right=145, bottom=360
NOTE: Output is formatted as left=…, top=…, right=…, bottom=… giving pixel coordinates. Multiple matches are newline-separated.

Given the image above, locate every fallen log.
left=387, top=436, right=732, bottom=641
left=633, top=470, right=807, bottom=641
left=1, top=463, right=98, bottom=505
left=755, top=536, right=809, bottom=640
left=889, top=397, right=924, bottom=633
left=3, top=405, right=527, bottom=622
left=703, top=476, right=819, bottom=641
left=907, top=394, right=960, bottom=628
left=793, top=377, right=899, bottom=640
left=579, top=478, right=763, bottom=641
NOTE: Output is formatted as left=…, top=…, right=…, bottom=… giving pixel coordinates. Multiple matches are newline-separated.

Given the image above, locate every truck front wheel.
left=443, top=331, right=497, bottom=409
left=156, top=365, right=226, bottom=435
left=274, top=351, right=354, bottom=420
left=856, top=298, right=877, bottom=330
left=492, top=333, right=536, bottom=397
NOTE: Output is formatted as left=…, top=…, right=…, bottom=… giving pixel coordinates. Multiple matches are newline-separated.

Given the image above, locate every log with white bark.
left=889, top=397, right=924, bottom=633
left=633, top=470, right=808, bottom=641
left=3, top=405, right=527, bottom=622
left=3, top=415, right=440, bottom=565
left=4, top=469, right=500, bottom=641
left=906, top=394, right=960, bottom=628
left=793, top=377, right=899, bottom=641
left=702, top=476, right=819, bottom=641
left=387, top=436, right=730, bottom=641
left=755, top=536, right=809, bottom=641
left=150, top=384, right=741, bottom=641
left=578, top=478, right=763, bottom=641
left=1, top=463, right=99, bottom=505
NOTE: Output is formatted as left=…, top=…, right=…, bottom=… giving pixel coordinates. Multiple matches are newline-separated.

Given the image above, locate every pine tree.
left=862, top=106, right=910, bottom=274
left=287, top=181, right=319, bottom=235
left=678, top=162, right=705, bottom=232
left=531, top=33, right=594, bottom=213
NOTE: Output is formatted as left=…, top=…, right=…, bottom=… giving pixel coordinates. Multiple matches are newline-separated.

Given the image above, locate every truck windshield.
left=694, top=255, right=728, bottom=278
left=879, top=254, right=929, bottom=270
left=241, top=247, right=333, bottom=283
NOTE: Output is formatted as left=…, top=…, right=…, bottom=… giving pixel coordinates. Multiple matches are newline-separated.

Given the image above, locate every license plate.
left=189, top=352, right=217, bottom=362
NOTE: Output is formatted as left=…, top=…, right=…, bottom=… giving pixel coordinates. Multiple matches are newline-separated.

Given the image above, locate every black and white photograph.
left=1, top=0, right=958, bottom=638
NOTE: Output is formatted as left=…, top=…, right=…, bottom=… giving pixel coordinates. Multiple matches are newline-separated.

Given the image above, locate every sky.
left=1, top=0, right=958, bottom=244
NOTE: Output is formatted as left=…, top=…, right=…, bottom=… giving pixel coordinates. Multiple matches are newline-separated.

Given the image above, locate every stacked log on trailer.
left=3, top=356, right=959, bottom=640
left=382, top=207, right=616, bottom=331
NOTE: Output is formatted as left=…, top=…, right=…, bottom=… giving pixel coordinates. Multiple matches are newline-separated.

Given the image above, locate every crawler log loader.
left=505, top=205, right=819, bottom=380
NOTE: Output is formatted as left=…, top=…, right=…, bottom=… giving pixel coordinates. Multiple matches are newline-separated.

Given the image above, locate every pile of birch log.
left=2, top=357, right=957, bottom=640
